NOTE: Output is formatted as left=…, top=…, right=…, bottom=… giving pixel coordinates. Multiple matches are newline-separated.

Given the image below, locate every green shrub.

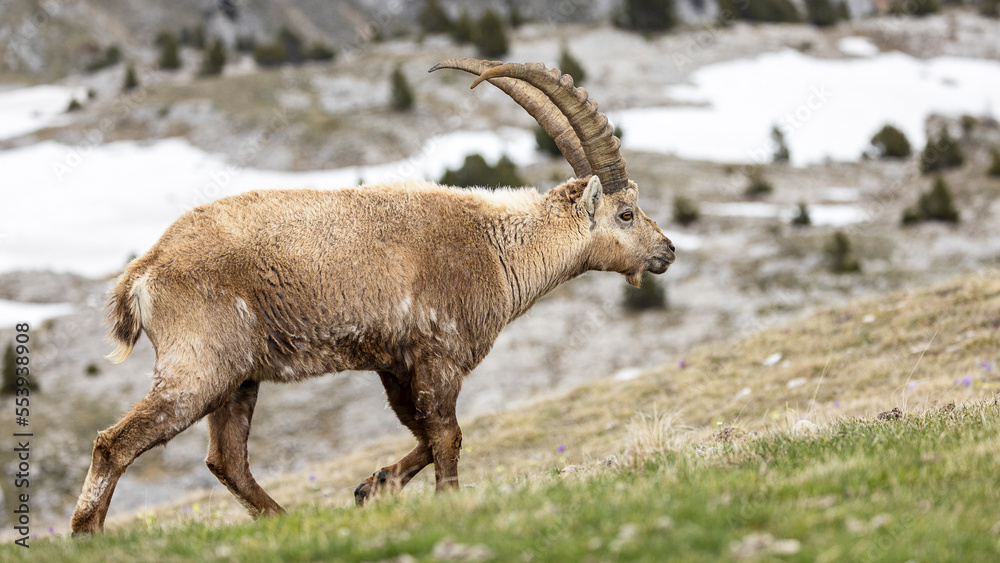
left=837, top=1, right=851, bottom=20
left=673, top=195, right=700, bottom=226
left=419, top=0, right=453, bottom=34
left=535, top=126, right=561, bottom=157
left=86, top=44, right=122, bottom=72
left=66, top=98, right=82, bottom=112
left=559, top=46, right=586, bottom=85
left=179, top=25, right=206, bottom=49
left=903, top=176, right=960, bottom=224
left=122, top=63, right=139, bottom=91
left=619, top=0, right=678, bottom=31
left=825, top=231, right=860, bottom=273
left=792, top=202, right=811, bottom=226
left=475, top=9, right=509, bottom=58
left=235, top=34, right=256, bottom=52
left=805, top=0, right=839, bottom=26
left=199, top=39, right=226, bottom=76
left=85, top=363, right=100, bottom=376
left=745, top=166, right=773, bottom=197
left=278, top=27, right=304, bottom=64
left=253, top=42, right=287, bottom=67
left=307, top=42, right=336, bottom=62
left=622, top=272, right=667, bottom=311
left=981, top=0, right=999, bottom=18
left=919, top=128, right=964, bottom=174
left=508, top=0, right=526, bottom=27
left=452, top=11, right=474, bottom=43
left=441, top=154, right=526, bottom=189
left=988, top=147, right=1000, bottom=177
left=157, top=32, right=181, bottom=70
left=771, top=126, right=789, bottom=163
left=390, top=65, right=414, bottom=112
left=721, top=0, right=801, bottom=23
left=869, top=124, right=912, bottom=159
left=1, top=344, right=38, bottom=395
left=888, top=0, right=940, bottom=16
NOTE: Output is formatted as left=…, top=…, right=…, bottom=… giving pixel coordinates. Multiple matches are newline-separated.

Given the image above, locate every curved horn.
left=429, top=58, right=591, bottom=179
left=453, top=60, right=628, bottom=194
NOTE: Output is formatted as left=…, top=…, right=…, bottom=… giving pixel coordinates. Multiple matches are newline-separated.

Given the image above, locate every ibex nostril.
left=668, top=244, right=676, bottom=252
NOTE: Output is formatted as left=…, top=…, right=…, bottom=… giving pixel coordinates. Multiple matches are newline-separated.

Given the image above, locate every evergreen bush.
left=805, top=0, right=839, bottom=26
left=673, top=195, right=700, bottom=226
left=419, top=0, right=453, bottom=34
left=721, top=0, right=801, bottom=22
left=792, top=202, right=811, bottom=226
left=869, top=124, right=911, bottom=159
left=888, top=0, right=940, bottom=16
left=199, top=39, right=226, bottom=76
left=158, top=32, right=181, bottom=70
left=826, top=231, right=860, bottom=273
left=253, top=43, right=287, bottom=67
left=772, top=126, right=790, bottom=162
left=559, top=46, right=586, bottom=85
left=122, top=64, right=139, bottom=91
left=441, top=154, right=526, bottom=189
left=535, top=126, right=562, bottom=157
left=474, top=9, right=509, bottom=58
left=919, top=128, right=964, bottom=174
left=622, top=272, right=667, bottom=311
left=307, top=43, right=336, bottom=62
left=902, top=176, right=960, bottom=224
left=988, top=147, right=1000, bottom=177
left=86, top=44, right=122, bottom=72
left=390, top=65, right=414, bottom=112
left=451, top=11, right=474, bottom=44
left=745, top=167, right=773, bottom=197
left=619, top=0, right=678, bottom=31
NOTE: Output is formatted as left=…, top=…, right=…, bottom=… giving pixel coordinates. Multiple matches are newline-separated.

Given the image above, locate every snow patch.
left=0, top=299, right=75, bottom=329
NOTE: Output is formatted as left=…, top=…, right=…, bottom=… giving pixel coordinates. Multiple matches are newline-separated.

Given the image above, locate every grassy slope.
left=5, top=270, right=999, bottom=560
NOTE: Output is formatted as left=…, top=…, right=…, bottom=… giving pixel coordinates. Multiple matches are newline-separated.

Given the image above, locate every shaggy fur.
left=71, top=175, right=674, bottom=534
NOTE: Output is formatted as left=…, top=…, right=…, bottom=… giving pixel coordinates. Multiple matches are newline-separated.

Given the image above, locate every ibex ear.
left=582, top=175, right=603, bottom=217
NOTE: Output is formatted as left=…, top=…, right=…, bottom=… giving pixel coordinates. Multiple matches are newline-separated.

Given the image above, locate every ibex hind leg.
left=70, top=368, right=237, bottom=535
left=354, top=371, right=434, bottom=506
left=205, top=379, right=284, bottom=518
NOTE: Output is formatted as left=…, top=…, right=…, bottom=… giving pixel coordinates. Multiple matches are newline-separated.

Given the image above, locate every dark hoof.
left=354, top=470, right=389, bottom=506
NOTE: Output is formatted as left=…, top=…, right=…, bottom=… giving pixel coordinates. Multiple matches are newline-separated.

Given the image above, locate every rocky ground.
left=2, top=11, right=999, bottom=535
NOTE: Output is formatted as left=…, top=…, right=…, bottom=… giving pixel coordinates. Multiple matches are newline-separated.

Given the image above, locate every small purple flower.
left=961, top=375, right=973, bottom=387
left=182, top=505, right=192, bottom=514
left=557, top=444, right=566, bottom=454
left=47, top=527, right=55, bottom=534
left=833, top=400, right=841, bottom=408
left=907, top=382, right=918, bottom=392
left=982, top=361, right=993, bottom=373
left=309, top=473, right=316, bottom=482
left=678, top=359, right=687, bottom=369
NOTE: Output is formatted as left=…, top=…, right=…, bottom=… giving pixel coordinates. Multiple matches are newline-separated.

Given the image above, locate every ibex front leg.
left=413, top=365, right=464, bottom=492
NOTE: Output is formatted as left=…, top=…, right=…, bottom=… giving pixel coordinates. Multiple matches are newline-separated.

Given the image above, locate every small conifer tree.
left=919, top=128, right=964, bottom=174
left=622, top=272, right=667, bottom=310
left=772, top=126, right=790, bottom=163
left=474, top=9, right=509, bottom=58
left=559, top=46, right=586, bottom=85
left=441, top=154, right=525, bottom=189
left=451, top=11, right=474, bottom=44
left=826, top=231, right=860, bottom=273
left=988, top=147, right=1000, bottom=177
left=869, top=124, right=911, bottom=159
left=390, top=65, right=414, bottom=112
left=745, top=166, right=773, bottom=197
left=199, top=39, right=226, bottom=76
left=673, top=195, right=700, bottom=226
left=122, top=63, right=139, bottom=91
left=419, top=0, right=453, bottom=34
left=620, top=0, right=678, bottom=31
left=158, top=32, right=181, bottom=70
left=792, top=202, right=811, bottom=226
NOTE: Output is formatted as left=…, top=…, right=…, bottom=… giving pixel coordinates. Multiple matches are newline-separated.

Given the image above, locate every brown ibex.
left=71, top=58, right=675, bottom=535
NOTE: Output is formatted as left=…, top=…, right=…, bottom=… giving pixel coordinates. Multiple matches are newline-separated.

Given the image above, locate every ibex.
left=71, top=58, right=675, bottom=535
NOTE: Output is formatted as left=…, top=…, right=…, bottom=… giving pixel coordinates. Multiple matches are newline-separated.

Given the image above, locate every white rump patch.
left=130, top=272, right=154, bottom=327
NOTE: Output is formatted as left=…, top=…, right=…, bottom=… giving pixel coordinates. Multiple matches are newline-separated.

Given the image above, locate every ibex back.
left=71, top=59, right=675, bottom=535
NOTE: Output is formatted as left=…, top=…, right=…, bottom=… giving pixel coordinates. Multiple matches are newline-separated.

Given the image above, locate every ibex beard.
left=71, top=59, right=675, bottom=535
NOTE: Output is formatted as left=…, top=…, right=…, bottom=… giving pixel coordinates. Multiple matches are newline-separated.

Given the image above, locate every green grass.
left=7, top=272, right=1000, bottom=559
left=8, top=401, right=1000, bottom=561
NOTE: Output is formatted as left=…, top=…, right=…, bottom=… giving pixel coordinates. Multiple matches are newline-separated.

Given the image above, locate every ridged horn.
left=428, top=58, right=592, bottom=180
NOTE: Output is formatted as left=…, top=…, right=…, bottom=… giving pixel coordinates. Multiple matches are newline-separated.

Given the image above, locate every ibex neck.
left=483, top=190, right=589, bottom=320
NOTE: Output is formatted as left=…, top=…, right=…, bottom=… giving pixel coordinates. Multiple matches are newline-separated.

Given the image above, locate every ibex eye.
left=620, top=211, right=633, bottom=221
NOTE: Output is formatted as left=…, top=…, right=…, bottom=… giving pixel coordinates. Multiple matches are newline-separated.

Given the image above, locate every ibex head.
left=429, top=59, right=675, bottom=286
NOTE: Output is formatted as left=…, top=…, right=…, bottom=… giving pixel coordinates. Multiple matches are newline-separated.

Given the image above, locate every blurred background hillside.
left=1, top=0, right=999, bottom=537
